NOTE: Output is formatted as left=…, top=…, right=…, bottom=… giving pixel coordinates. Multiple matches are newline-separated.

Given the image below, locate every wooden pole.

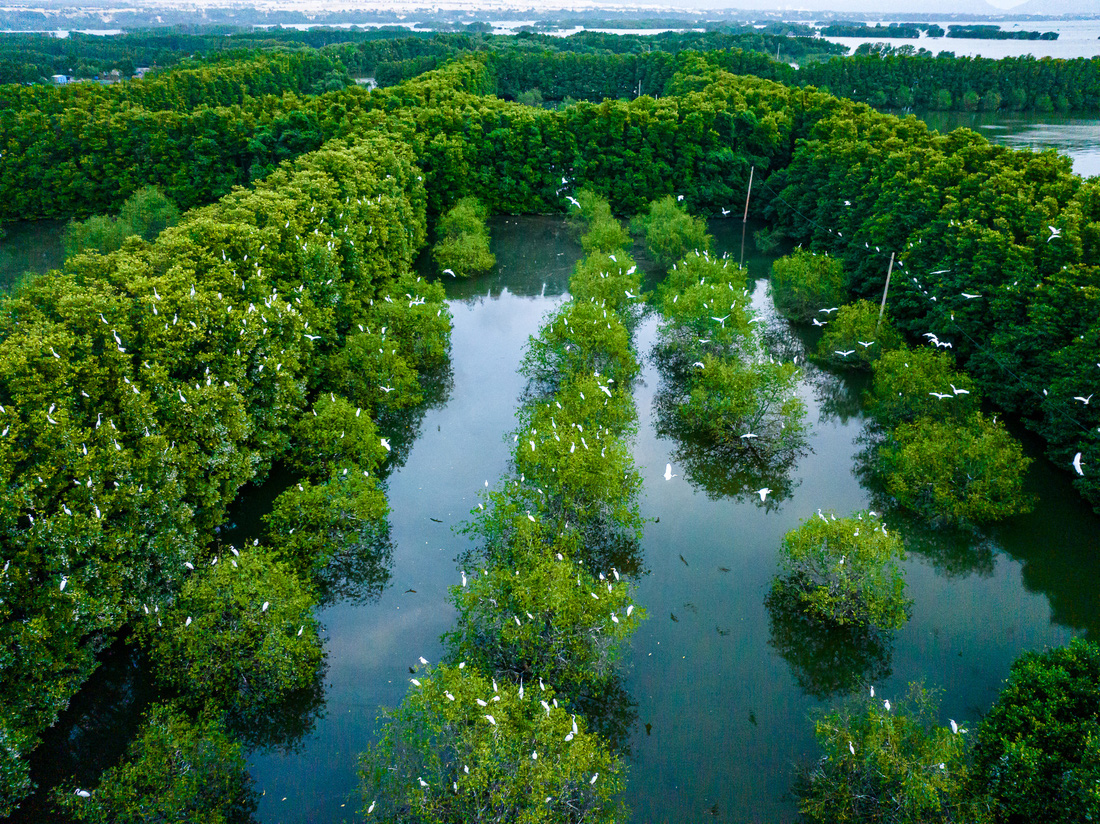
left=877, top=252, right=895, bottom=332
left=742, top=165, right=755, bottom=223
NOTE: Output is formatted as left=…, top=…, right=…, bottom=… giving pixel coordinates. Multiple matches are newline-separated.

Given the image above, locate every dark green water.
left=0, top=219, right=66, bottom=292
left=240, top=215, right=1099, bottom=824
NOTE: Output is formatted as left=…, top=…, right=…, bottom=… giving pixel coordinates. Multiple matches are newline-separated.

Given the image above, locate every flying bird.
left=664, top=463, right=676, bottom=481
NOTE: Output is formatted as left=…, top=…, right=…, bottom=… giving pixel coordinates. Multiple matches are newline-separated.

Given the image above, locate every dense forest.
left=0, top=31, right=1098, bottom=822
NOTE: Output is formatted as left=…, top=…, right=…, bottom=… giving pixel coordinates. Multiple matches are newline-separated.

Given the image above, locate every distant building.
left=133, top=67, right=151, bottom=79
left=50, top=74, right=69, bottom=85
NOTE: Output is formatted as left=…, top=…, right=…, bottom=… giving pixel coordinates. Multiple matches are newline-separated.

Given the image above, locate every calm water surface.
left=4, top=130, right=1099, bottom=821
left=819, top=18, right=1100, bottom=59
left=916, top=109, right=1100, bottom=178
left=245, top=215, right=1099, bottom=824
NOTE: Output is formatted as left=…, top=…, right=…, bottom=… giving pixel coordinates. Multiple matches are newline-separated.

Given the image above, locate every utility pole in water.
left=877, top=252, right=895, bottom=332
left=742, top=165, right=754, bottom=223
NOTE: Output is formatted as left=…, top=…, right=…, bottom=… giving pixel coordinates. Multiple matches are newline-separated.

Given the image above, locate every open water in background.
left=817, top=18, right=1100, bottom=59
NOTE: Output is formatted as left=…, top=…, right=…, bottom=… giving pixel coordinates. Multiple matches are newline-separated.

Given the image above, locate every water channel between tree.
left=2, top=113, right=1098, bottom=823
left=239, top=214, right=1100, bottom=824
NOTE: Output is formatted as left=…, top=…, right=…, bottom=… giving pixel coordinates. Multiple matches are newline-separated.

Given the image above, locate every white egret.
left=664, top=463, right=676, bottom=481
left=756, top=488, right=772, bottom=502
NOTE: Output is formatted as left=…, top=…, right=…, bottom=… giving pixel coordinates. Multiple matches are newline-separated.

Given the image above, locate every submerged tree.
left=631, top=196, right=711, bottom=269
left=797, top=684, right=991, bottom=824
left=359, top=666, right=626, bottom=824
left=774, top=511, right=911, bottom=631
left=432, top=195, right=495, bottom=277
left=770, top=248, right=849, bottom=322
left=138, top=546, right=325, bottom=748
left=51, top=703, right=258, bottom=824
left=876, top=411, right=1034, bottom=524
left=815, top=300, right=903, bottom=370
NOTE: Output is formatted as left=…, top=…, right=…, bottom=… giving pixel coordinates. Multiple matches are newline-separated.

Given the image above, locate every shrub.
left=877, top=411, right=1033, bottom=524
left=798, top=684, right=991, bottom=824
left=359, top=666, right=625, bottom=824
left=770, top=248, right=848, bottom=322
left=51, top=704, right=256, bottom=824
left=972, top=638, right=1100, bottom=824
left=631, top=196, right=711, bottom=268
left=866, top=346, right=979, bottom=428
left=432, top=195, right=495, bottom=276
left=815, top=299, right=904, bottom=370
left=774, top=511, right=910, bottom=630
left=139, top=547, right=324, bottom=741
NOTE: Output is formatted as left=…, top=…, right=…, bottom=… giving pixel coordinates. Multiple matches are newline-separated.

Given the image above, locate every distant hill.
left=1007, top=0, right=1100, bottom=15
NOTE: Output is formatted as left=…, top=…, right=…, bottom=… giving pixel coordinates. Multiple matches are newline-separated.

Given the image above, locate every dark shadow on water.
left=11, top=636, right=157, bottom=824
left=312, top=526, right=395, bottom=608
left=765, top=583, right=895, bottom=702
left=570, top=673, right=639, bottom=759
left=806, top=363, right=872, bottom=426
left=376, top=359, right=455, bottom=478
left=988, top=422, right=1100, bottom=640
left=851, top=431, right=997, bottom=580
left=229, top=668, right=328, bottom=756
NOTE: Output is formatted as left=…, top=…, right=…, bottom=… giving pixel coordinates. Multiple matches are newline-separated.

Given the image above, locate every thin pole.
left=877, top=252, right=895, bottom=332
left=742, top=165, right=755, bottom=223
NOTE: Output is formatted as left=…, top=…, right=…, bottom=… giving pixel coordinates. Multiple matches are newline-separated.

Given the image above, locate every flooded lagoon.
left=242, top=215, right=1099, bottom=823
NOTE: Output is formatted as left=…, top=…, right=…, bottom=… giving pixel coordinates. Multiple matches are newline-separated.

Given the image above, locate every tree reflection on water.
left=765, top=583, right=895, bottom=701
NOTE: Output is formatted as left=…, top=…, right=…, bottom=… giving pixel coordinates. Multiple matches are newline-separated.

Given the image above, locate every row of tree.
left=797, top=52, right=1100, bottom=112
left=0, top=128, right=450, bottom=815
left=360, top=195, right=646, bottom=821
left=5, top=47, right=1097, bottom=511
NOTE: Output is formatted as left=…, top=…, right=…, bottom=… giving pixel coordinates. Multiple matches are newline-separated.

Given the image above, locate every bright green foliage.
left=359, top=666, right=626, bottom=824
left=139, top=546, right=324, bottom=740
left=973, top=638, right=1100, bottom=824
left=63, top=186, right=180, bottom=258
left=432, top=195, right=496, bottom=277
left=631, top=196, right=711, bottom=269
left=770, top=248, right=848, bottom=322
left=446, top=532, right=640, bottom=692
left=867, top=346, right=979, bottom=428
left=798, top=684, right=991, bottom=824
left=51, top=704, right=257, bottom=824
left=521, top=300, right=639, bottom=395
left=572, top=190, right=630, bottom=256
left=679, top=354, right=807, bottom=452
left=286, top=394, right=389, bottom=480
left=513, top=375, right=642, bottom=531
left=816, top=300, right=904, bottom=370
left=264, top=471, right=389, bottom=589
left=877, top=412, right=1033, bottom=524
left=655, top=252, right=808, bottom=459
left=775, top=511, right=910, bottom=630
left=568, top=251, right=643, bottom=321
